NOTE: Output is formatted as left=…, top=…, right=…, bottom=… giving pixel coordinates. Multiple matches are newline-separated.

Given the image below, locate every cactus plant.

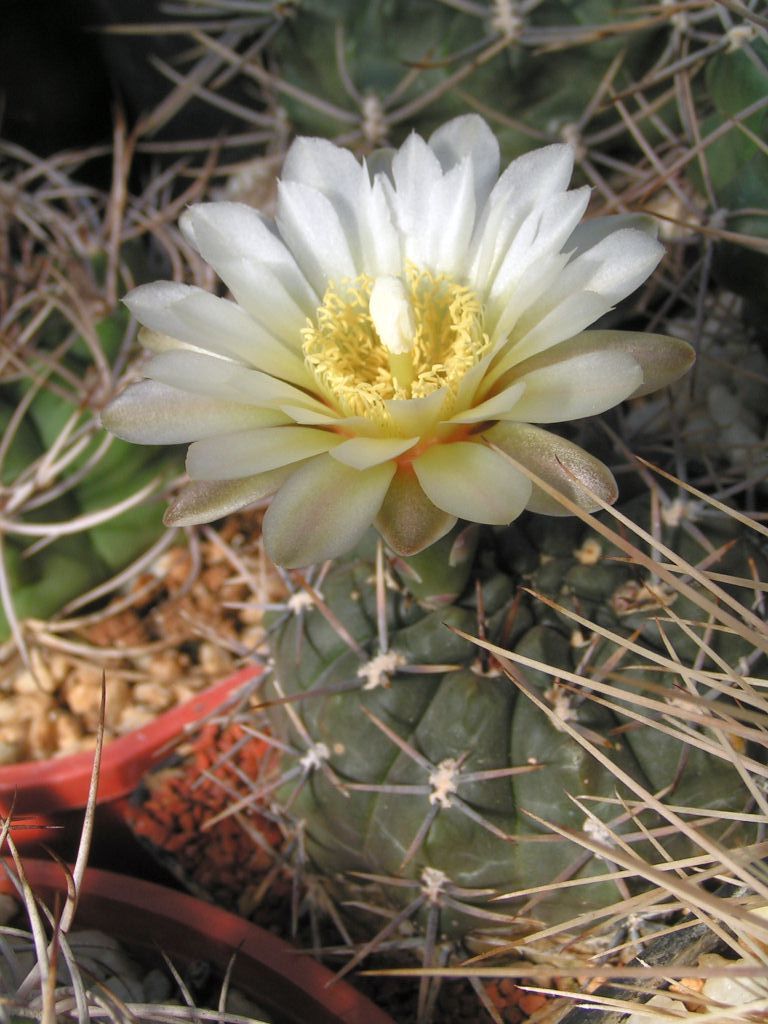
left=0, top=135, right=197, bottom=648
left=85, top=1, right=768, bottom=1020
left=0, top=303, right=179, bottom=641
left=261, top=500, right=763, bottom=937
left=100, top=104, right=767, bottom=1021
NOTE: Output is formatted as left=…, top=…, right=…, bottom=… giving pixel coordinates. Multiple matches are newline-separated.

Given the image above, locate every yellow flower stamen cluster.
left=302, top=265, right=489, bottom=425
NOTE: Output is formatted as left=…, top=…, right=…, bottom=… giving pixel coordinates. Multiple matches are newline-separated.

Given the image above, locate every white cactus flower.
left=102, top=115, right=693, bottom=567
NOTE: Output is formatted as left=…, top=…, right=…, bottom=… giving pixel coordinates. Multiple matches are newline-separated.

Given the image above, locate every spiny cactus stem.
left=336, top=865, right=515, bottom=1010
left=387, top=33, right=510, bottom=128
left=519, top=585, right=768, bottom=732
left=637, top=455, right=768, bottom=541
left=376, top=539, right=388, bottom=653
left=290, top=568, right=366, bottom=658
left=495, top=444, right=768, bottom=648
left=509, top=664, right=768, bottom=900
left=524, top=807, right=768, bottom=948
left=334, top=890, right=433, bottom=986
left=357, top=649, right=408, bottom=689
left=465, top=617, right=768, bottom=773
left=193, top=28, right=359, bottom=126
left=264, top=677, right=351, bottom=808
left=357, top=707, right=537, bottom=852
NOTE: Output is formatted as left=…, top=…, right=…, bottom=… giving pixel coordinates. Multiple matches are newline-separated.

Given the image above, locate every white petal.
left=263, top=455, right=395, bottom=567
left=164, top=468, right=292, bottom=527
left=566, top=213, right=658, bottom=256
left=484, top=188, right=590, bottom=307
left=423, top=156, right=476, bottom=275
left=357, top=173, right=402, bottom=277
left=136, top=327, right=199, bottom=355
left=468, top=144, right=576, bottom=293
left=485, top=329, right=693, bottom=409
left=283, top=136, right=365, bottom=196
left=173, top=290, right=313, bottom=385
left=565, top=228, right=663, bottom=304
left=187, top=425, right=341, bottom=480
left=552, top=330, right=695, bottom=398
left=387, top=132, right=444, bottom=263
left=499, top=290, right=611, bottom=371
left=429, top=114, right=500, bottom=210
left=452, top=356, right=494, bottom=417
left=276, top=181, right=357, bottom=295
left=182, top=202, right=318, bottom=315
left=125, top=282, right=204, bottom=340
left=413, top=442, right=531, bottom=524
left=206, top=258, right=314, bottom=344
left=277, top=404, right=343, bottom=425
left=449, top=381, right=526, bottom=424
left=144, top=349, right=332, bottom=417
left=505, top=349, right=643, bottom=423
left=485, top=422, right=617, bottom=515
left=125, top=283, right=312, bottom=386
left=489, top=144, right=574, bottom=209
left=101, top=380, right=288, bottom=444
left=282, top=136, right=368, bottom=266
left=330, top=435, right=418, bottom=469
left=487, top=252, right=570, bottom=352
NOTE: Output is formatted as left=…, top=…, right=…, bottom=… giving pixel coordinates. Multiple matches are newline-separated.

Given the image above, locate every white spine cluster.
left=428, top=758, right=460, bottom=808
left=357, top=649, right=407, bottom=690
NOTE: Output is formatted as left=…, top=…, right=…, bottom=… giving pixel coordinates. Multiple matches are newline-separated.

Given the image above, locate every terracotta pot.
left=0, top=859, right=396, bottom=1024
left=0, top=666, right=259, bottom=856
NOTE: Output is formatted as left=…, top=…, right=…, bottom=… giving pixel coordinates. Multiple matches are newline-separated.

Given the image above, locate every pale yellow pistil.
left=302, top=265, right=490, bottom=426
left=369, top=275, right=416, bottom=392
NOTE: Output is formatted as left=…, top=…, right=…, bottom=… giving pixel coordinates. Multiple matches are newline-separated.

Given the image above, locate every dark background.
left=0, top=0, right=247, bottom=157
left=2, top=0, right=114, bottom=154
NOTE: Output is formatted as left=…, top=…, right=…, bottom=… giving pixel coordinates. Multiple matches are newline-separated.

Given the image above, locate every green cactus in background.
left=0, top=149, right=186, bottom=643
left=0, top=305, right=179, bottom=640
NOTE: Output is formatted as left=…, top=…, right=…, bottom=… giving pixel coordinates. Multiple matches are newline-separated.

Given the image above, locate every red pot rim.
left=0, top=859, right=395, bottom=1024
left=0, top=666, right=260, bottom=818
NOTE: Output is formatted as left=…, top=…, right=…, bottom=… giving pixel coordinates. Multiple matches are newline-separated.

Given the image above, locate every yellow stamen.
left=302, top=265, right=489, bottom=428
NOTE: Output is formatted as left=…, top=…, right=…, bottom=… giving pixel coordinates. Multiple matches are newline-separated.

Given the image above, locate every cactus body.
left=266, top=509, right=761, bottom=936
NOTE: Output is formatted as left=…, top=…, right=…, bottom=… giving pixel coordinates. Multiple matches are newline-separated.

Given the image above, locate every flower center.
left=302, top=265, right=489, bottom=424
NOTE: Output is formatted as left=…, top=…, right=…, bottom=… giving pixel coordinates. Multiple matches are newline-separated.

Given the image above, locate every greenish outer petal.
left=375, top=466, right=456, bottom=556
left=412, top=441, right=532, bottom=525
left=484, top=422, right=618, bottom=515
left=505, top=349, right=643, bottom=424
left=144, top=348, right=332, bottom=418
left=164, top=466, right=294, bottom=527
left=496, top=330, right=695, bottom=402
left=263, top=454, right=396, bottom=568
left=186, top=425, right=341, bottom=480
left=582, top=330, right=696, bottom=397
left=101, top=380, right=289, bottom=445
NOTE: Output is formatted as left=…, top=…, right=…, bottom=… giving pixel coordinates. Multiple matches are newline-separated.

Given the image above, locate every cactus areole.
left=102, top=115, right=694, bottom=568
